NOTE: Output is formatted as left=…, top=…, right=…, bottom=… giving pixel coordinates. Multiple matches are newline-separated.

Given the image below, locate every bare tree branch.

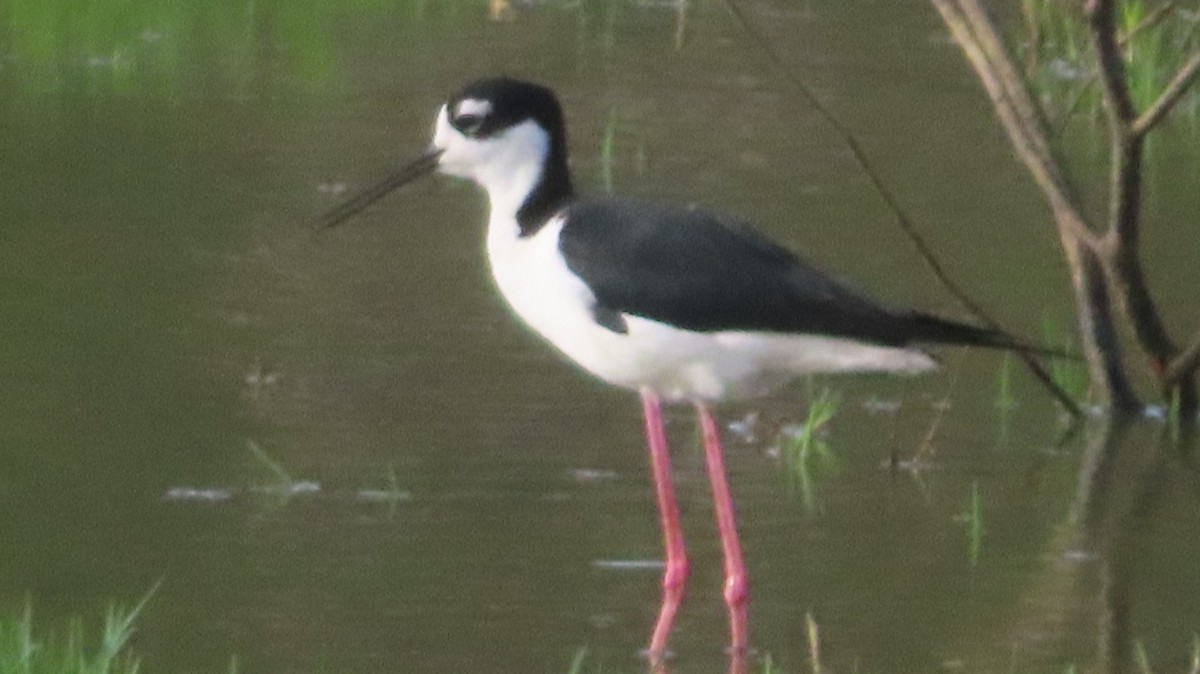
left=1086, top=0, right=1144, bottom=249
left=932, top=0, right=1096, bottom=246
left=722, top=0, right=1083, bottom=416
left=1086, top=0, right=1138, bottom=125
left=936, top=0, right=1195, bottom=417
left=1104, top=236, right=1181, bottom=357
left=1076, top=245, right=1142, bottom=411
left=1084, top=0, right=1195, bottom=413
left=958, top=0, right=1057, bottom=169
left=934, top=0, right=1146, bottom=412
left=1133, top=52, right=1200, bottom=137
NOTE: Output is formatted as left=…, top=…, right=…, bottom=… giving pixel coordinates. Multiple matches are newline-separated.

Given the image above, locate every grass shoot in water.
left=782, top=387, right=841, bottom=514
left=1134, top=639, right=1152, bottom=674
left=247, top=438, right=294, bottom=486
left=805, top=611, right=823, bottom=674
left=0, top=585, right=158, bottom=674
left=357, top=463, right=410, bottom=504
left=246, top=440, right=321, bottom=502
left=564, top=646, right=588, bottom=674
left=996, top=352, right=1017, bottom=412
left=1168, top=387, right=1183, bottom=441
left=958, top=480, right=984, bottom=566
left=600, top=109, right=618, bottom=193
left=1020, top=0, right=1200, bottom=123
left=1041, top=317, right=1088, bottom=403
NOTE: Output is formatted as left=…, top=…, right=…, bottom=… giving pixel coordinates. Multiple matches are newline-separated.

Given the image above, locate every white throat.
left=432, top=106, right=550, bottom=231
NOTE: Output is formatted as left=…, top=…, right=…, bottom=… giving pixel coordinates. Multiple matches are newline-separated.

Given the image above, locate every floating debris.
left=862, top=396, right=902, bottom=414
left=245, top=361, right=281, bottom=388
left=1047, top=58, right=1087, bottom=82
left=779, top=423, right=805, bottom=440
left=288, top=481, right=321, bottom=495
left=163, top=487, right=234, bottom=503
left=570, top=468, right=618, bottom=482
left=726, top=411, right=760, bottom=443
left=246, top=480, right=322, bottom=497
left=356, top=488, right=412, bottom=503
left=1062, top=549, right=1099, bottom=563
left=882, top=457, right=943, bottom=473
left=1143, top=405, right=1167, bottom=421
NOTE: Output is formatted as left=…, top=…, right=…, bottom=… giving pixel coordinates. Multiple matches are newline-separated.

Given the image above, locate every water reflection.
left=983, top=422, right=1200, bottom=674
left=651, top=649, right=748, bottom=674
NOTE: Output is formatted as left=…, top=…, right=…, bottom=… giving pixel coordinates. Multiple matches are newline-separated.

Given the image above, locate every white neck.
left=432, top=108, right=551, bottom=240
left=481, top=154, right=544, bottom=231
left=476, top=122, right=550, bottom=245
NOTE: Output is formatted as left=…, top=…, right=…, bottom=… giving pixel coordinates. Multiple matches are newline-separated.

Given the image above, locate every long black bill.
left=320, top=148, right=443, bottom=229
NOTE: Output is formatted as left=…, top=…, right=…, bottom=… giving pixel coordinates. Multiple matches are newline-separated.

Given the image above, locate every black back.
left=448, top=80, right=1017, bottom=352
left=559, top=197, right=926, bottom=345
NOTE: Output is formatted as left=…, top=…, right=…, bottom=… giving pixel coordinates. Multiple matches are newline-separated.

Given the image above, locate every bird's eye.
left=454, top=113, right=486, bottom=136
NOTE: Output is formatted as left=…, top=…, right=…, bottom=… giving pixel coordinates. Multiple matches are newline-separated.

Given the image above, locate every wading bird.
left=322, top=77, right=1048, bottom=664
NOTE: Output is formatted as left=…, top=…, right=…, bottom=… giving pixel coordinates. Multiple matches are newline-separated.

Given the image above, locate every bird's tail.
left=905, top=312, right=1077, bottom=360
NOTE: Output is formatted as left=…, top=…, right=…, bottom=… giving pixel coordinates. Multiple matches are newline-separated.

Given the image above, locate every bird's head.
left=321, top=77, right=571, bottom=229
left=434, top=78, right=566, bottom=185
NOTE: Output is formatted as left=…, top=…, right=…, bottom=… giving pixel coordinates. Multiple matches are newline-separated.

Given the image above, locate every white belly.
left=486, top=215, right=938, bottom=403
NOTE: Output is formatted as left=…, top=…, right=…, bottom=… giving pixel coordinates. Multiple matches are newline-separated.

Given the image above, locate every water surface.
left=2, top=1, right=1199, bottom=672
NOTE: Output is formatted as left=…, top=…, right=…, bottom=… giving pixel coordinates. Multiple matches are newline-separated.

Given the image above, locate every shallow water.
left=2, top=1, right=1199, bottom=672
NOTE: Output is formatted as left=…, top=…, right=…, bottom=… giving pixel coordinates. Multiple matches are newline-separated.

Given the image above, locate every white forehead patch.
left=455, top=98, right=493, bottom=118
left=433, top=105, right=453, bottom=145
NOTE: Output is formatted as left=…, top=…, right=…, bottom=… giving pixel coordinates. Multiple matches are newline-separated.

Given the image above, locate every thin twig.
left=959, top=0, right=1057, bottom=170
left=1053, top=74, right=1098, bottom=138
left=724, top=0, right=978, bottom=314
left=1020, top=0, right=1043, bottom=79
left=723, top=0, right=1082, bottom=416
left=911, top=351, right=964, bottom=464
left=1165, top=330, right=1200, bottom=386
left=1133, top=52, right=1200, bottom=136
left=936, top=0, right=1096, bottom=246
left=1118, top=0, right=1179, bottom=48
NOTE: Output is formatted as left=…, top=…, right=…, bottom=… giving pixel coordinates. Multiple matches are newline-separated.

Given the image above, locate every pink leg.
left=695, top=402, right=750, bottom=654
left=641, top=388, right=689, bottom=660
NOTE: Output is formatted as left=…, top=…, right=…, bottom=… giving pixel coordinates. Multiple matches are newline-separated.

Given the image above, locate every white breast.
left=486, top=213, right=628, bottom=380
left=485, top=213, right=938, bottom=403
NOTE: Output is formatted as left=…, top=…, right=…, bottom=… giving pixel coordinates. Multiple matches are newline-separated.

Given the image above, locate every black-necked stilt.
left=322, top=77, right=1044, bottom=661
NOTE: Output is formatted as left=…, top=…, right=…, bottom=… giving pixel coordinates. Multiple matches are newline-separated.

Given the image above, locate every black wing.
left=558, top=197, right=920, bottom=345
